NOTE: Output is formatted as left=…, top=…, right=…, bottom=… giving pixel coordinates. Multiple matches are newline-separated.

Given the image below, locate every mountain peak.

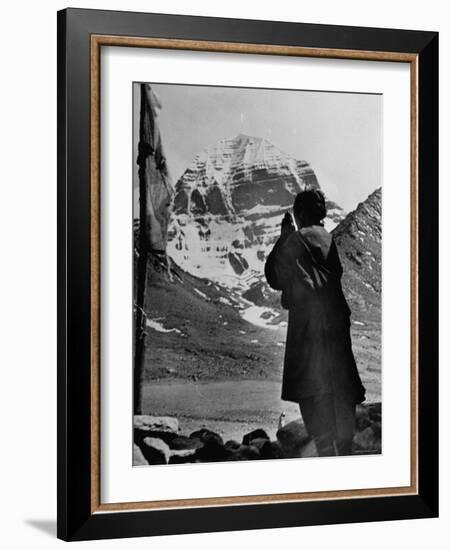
left=235, top=133, right=258, bottom=141
left=201, top=134, right=274, bottom=165
left=333, top=187, right=381, bottom=241
left=174, top=135, right=320, bottom=216
left=332, top=188, right=381, bottom=316
left=167, top=137, right=345, bottom=288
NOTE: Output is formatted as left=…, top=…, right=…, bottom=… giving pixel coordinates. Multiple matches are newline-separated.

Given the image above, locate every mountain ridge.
left=333, top=187, right=381, bottom=319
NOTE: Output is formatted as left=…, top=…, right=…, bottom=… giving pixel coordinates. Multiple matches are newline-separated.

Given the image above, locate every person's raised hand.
left=281, top=212, right=295, bottom=237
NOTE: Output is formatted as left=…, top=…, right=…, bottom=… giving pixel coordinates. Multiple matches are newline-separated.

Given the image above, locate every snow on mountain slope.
left=167, top=134, right=345, bottom=289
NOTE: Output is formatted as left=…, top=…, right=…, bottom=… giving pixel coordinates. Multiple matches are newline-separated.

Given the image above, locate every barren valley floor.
left=142, top=322, right=381, bottom=442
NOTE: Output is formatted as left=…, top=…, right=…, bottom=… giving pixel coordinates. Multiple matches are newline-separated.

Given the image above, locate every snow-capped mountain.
left=167, top=134, right=345, bottom=289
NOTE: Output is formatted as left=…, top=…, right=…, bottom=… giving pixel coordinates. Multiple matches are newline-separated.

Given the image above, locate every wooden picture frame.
left=57, top=8, right=438, bottom=541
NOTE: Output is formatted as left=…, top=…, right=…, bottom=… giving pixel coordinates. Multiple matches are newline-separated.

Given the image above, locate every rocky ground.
left=133, top=402, right=382, bottom=466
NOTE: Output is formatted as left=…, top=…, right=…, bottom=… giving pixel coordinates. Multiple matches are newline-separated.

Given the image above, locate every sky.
left=133, top=83, right=382, bottom=213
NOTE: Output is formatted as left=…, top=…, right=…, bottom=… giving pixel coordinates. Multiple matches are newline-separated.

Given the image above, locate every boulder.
left=195, top=442, right=229, bottom=462
left=355, top=405, right=371, bottom=431
left=193, top=432, right=228, bottom=462
left=248, top=437, right=273, bottom=459
left=371, top=420, right=382, bottom=438
left=367, top=402, right=382, bottom=423
left=134, top=415, right=179, bottom=445
left=189, top=428, right=224, bottom=447
left=169, top=448, right=198, bottom=464
left=353, top=426, right=381, bottom=453
left=224, top=440, right=241, bottom=452
left=242, top=429, right=270, bottom=446
left=269, top=440, right=285, bottom=459
left=134, top=415, right=179, bottom=433
left=189, top=428, right=228, bottom=462
left=133, top=443, right=148, bottom=466
left=226, top=444, right=261, bottom=461
left=195, top=444, right=229, bottom=462
left=169, top=435, right=204, bottom=451
left=276, top=418, right=311, bottom=457
left=140, top=437, right=171, bottom=465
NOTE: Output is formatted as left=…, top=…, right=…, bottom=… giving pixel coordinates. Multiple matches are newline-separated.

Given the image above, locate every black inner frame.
left=57, top=8, right=438, bottom=541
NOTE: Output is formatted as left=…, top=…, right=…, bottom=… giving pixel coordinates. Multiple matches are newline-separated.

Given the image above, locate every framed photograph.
left=57, top=8, right=438, bottom=541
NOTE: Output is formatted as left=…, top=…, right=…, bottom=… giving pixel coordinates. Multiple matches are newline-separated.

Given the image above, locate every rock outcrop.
left=332, top=188, right=381, bottom=318
left=133, top=403, right=382, bottom=466
left=134, top=415, right=180, bottom=446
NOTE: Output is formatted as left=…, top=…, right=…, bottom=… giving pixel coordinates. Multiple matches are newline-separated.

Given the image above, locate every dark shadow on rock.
left=25, top=519, right=56, bottom=538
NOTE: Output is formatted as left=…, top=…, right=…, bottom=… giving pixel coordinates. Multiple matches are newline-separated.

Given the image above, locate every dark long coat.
left=265, top=225, right=366, bottom=405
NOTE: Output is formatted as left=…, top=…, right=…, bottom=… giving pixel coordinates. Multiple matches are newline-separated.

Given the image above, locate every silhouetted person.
left=265, top=190, right=366, bottom=456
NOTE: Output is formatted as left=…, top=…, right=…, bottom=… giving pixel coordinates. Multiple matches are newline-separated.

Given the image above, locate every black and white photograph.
left=0, top=0, right=443, bottom=546
left=132, top=82, right=382, bottom=466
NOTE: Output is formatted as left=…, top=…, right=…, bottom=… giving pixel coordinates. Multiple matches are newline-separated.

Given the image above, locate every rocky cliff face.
left=167, top=134, right=345, bottom=288
left=332, top=188, right=382, bottom=318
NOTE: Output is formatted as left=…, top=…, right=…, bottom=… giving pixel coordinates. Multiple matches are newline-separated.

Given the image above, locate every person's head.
left=293, top=189, right=327, bottom=228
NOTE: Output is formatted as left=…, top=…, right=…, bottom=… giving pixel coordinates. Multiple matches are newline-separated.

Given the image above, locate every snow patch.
left=193, top=288, right=210, bottom=301
left=146, top=318, right=182, bottom=334
left=323, top=217, right=338, bottom=232
left=241, top=305, right=279, bottom=330
left=242, top=204, right=280, bottom=217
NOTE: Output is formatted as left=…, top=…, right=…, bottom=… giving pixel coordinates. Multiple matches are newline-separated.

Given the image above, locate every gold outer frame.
left=90, top=35, right=419, bottom=514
